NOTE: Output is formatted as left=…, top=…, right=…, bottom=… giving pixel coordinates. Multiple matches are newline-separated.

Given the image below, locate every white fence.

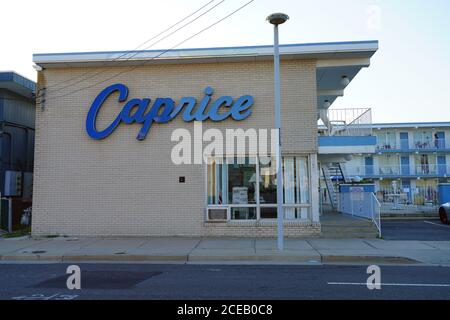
left=322, top=108, right=373, bottom=137
left=376, top=186, right=438, bottom=207
left=338, top=192, right=381, bottom=237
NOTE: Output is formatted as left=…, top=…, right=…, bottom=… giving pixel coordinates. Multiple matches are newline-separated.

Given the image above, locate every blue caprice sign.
left=86, top=84, right=254, bottom=140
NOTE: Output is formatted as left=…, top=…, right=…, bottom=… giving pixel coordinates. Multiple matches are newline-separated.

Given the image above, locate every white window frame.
left=205, top=155, right=312, bottom=222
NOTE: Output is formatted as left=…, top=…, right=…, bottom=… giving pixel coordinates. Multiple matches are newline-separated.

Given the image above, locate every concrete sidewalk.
left=1, top=236, right=450, bottom=266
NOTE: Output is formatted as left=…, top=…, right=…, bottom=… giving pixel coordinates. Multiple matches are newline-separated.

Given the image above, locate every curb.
left=62, top=254, right=188, bottom=263
left=188, top=254, right=320, bottom=263
left=1, top=254, right=62, bottom=262
left=321, top=255, right=419, bottom=265
left=0, top=254, right=188, bottom=263
left=0, top=253, right=421, bottom=265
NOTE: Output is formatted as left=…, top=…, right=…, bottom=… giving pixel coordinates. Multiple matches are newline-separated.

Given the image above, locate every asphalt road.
left=0, top=263, right=449, bottom=300
left=381, top=219, right=450, bottom=241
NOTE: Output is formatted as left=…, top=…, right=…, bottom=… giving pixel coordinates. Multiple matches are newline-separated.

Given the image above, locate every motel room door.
left=436, top=132, right=445, bottom=149
left=438, top=155, right=447, bottom=176
left=401, top=179, right=412, bottom=204
left=401, top=156, right=410, bottom=176
left=400, top=132, right=409, bottom=150
left=365, top=157, right=374, bottom=176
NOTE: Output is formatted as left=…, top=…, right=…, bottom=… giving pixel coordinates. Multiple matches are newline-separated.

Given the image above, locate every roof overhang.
left=33, top=40, right=378, bottom=108
left=33, top=40, right=378, bottom=68
left=316, top=60, right=373, bottom=109
left=0, top=72, right=36, bottom=99
left=315, top=42, right=377, bottom=109
left=373, top=122, right=450, bottom=129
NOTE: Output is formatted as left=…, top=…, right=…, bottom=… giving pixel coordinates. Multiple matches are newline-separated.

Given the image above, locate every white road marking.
left=12, top=293, right=78, bottom=300
left=424, top=221, right=450, bottom=228
left=328, top=282, right=450, bottom=288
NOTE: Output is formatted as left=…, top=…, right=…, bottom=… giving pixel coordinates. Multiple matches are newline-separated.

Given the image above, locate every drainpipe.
left=8, top=197, right=12, bottom=233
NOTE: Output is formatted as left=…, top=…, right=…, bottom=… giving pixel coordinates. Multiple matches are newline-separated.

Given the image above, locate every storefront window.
left=260, top=207, right=277, bottom=219
left=227, top=157, right=256, bottom=205
left=207, top=156, right=311, bottom=221
left=207, top=159, right=227, bottom=205
left=259, top=156, right=277, bottom=219
left=259, top=157, right=277, bottom=204
left=231, top=207, right=257, bottom=220
left=283, top=157, right=310, bottom=220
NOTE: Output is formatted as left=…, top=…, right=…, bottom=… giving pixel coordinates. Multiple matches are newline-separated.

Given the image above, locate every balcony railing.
left=376, top=142, right=397, bottom=151
left=410, top=139, right=446, bottom=150
left=319, top=108, right=372, bottom=137
left=377, top=138, right=447, bottom=151
left=346, top=164, right=450, bottom=177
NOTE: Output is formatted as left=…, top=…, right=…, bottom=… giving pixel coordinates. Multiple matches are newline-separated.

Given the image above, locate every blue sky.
left=1, top=0, right=449, bottom=123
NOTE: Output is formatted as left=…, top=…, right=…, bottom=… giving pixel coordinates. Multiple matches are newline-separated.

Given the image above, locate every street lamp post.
left=267, top=13, right=289, bottom=251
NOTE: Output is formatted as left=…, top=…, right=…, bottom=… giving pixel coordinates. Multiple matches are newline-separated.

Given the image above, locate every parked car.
left=439, top=202, right=450, bottom=225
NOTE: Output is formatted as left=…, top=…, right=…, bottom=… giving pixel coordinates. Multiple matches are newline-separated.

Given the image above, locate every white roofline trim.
left=33, top=40, right=378, bottom=65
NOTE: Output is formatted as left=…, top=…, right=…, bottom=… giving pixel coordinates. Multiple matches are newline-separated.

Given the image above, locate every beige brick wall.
left=204, top=221, right=321, bottom=238
left=32, top=60, right=318, bottom=237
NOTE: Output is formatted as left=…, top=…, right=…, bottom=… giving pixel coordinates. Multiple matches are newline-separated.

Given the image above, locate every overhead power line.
left=48, top=0, right=218, bottom=90
left=41, top=0, right=255, bottom=103
left=47, top=0, right=225, bottom=94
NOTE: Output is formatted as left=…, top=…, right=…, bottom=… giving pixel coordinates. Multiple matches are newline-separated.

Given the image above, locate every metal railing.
left=410, top=138, right=446, bottom=150
left=322, top=166, right=338, bottom=209
left=338, top=191, right=381, bottom=237
left=320, top=108, right=372, bottom=137
left=371, top=193, right=382, bottom=237
left=345, top=164, right=450, bottom=177
left=377, top=138, right=447, bottom=151
left=376, top=142, right=397, bottom=150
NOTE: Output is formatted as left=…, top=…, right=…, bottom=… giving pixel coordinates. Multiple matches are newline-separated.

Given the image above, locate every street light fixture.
left=267, top=13, right=289, bottom=25
left=267, top=12, right=289, bottom=251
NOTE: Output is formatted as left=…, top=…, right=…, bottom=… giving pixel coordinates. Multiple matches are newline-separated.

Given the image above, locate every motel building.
left=31, top=40, right=379, bottom=238
left=339, top=122, right=450, bottom=207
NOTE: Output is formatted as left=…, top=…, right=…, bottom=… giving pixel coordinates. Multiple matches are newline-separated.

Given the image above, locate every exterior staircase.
left=327, top=163, right=351, bottom=183
left=322, top=163, right=351, bottom=210
left=322, top=165, right=338, bottom=209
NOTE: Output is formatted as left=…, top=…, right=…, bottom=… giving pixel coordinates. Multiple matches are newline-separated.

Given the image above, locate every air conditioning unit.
left=207, top=207, right=228, bottom=221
